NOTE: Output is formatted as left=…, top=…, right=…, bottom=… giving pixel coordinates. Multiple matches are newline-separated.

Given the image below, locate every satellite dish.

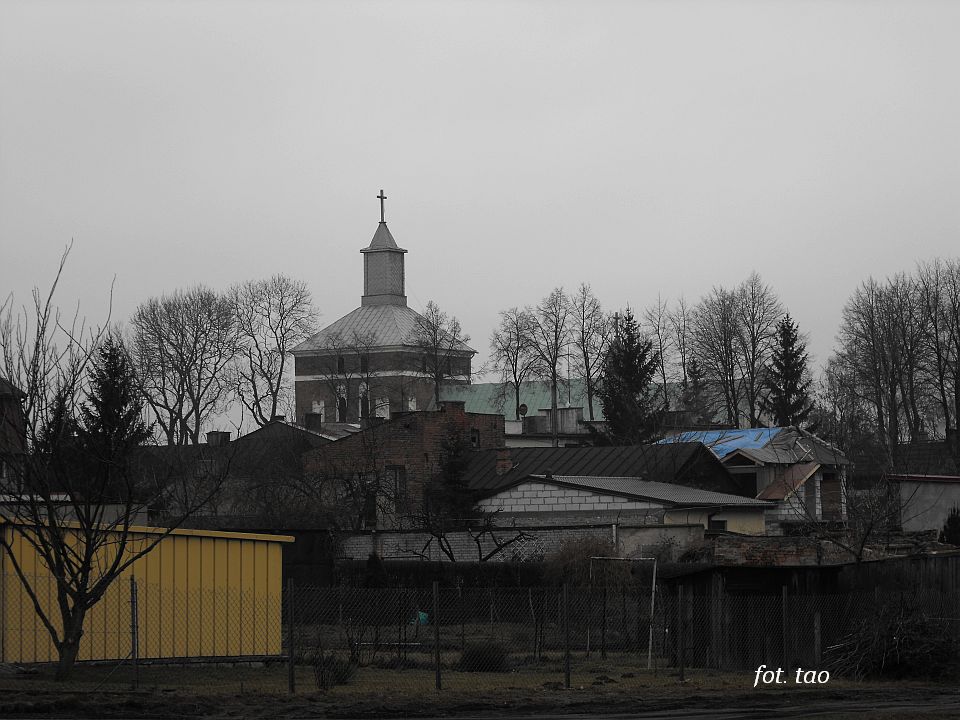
left=519, top=403, right=528, bottom=416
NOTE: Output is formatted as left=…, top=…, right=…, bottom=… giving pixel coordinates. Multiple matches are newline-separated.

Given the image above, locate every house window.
left=360, top=354, right=369, bottom=374
left=708, top=519, right=727, bottom=531
left=359, top=382, right=369, bottom=419
left=470, top=428, right=480, bottom=449
left=421, top=355, right=428, bottom=373
left=312, top=400, right=325, bottom=422
left=337, top=355, right=345, bottom=373
left=374, top=397, right=390, bottom=419
left=337, top=396, right=347, bottom=423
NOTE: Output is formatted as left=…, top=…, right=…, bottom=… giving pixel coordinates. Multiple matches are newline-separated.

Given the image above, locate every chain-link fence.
left=5, top=572, right=960, bottom=693
left=284, top=581, right=960, bottom=692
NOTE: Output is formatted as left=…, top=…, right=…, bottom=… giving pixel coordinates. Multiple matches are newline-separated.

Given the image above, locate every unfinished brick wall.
left=303, top=403, right=504, bottom=524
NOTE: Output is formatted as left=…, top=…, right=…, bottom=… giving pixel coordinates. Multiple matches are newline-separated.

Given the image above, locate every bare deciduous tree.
left=231, top=275, right=318, bottom=427
left=411, top=300, right=471, bottom=406
left=528, top=288, right=572, bottom=447
left=643, top=294, right=673, bottom=413
left=0, top=249, right=224, bottom=680
left=569, top=283, right=610, bottom=421
left=734, top=272, right=783, bottom=428
left=489, top=307, right=541, bottom=421
left=690, top=286, right=740, bottom=426
left=669, top=296, right=692, bottom=393
left=131, top=286, right=238, bottom=444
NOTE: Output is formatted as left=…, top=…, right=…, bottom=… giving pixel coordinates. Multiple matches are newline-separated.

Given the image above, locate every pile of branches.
left=824, top=601, right=959, bottom=680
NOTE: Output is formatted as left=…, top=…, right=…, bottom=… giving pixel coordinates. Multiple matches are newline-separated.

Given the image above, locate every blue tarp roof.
left=658, top=428, right=784, bottom=459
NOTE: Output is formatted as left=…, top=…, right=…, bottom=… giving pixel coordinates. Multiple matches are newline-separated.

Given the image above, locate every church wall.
left=295, top=350, right=472, bottom=378
left=295, top=376, right=441, bottom=425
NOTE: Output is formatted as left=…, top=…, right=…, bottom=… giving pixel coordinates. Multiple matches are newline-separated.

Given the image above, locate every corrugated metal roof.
left=361, top=222, right=405, bottom=252
left=463, top=443, right=752, bottom=499
left=659, top=428, right=782, bottom=459
left=435, top=379, right=605, bottom=421
left=660, top=427, right=849, bottom=466
left=527, top=475, right=771, bottom=507
left=292, top=304, right=475, bottom=354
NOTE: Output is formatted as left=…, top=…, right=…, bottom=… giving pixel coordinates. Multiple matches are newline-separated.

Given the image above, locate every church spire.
left=361, top=189, right=408, bottom=307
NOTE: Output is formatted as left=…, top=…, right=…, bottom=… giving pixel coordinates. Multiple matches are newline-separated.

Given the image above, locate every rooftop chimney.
left=206, top=431, right=231, bottom=447
left=495, top=448, right=513, bottom=476
left=440, top=400, right=466, bottom=416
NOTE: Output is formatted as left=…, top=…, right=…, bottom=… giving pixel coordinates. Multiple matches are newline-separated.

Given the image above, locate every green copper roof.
left=435, top=379, right=605, bottom=421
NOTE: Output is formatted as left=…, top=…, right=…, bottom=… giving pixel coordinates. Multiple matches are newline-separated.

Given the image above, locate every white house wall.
left=477, top=481, right=664, bottom=515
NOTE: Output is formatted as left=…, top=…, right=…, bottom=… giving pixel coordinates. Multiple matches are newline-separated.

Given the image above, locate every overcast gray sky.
left=3, top=1, right=959, bottom=392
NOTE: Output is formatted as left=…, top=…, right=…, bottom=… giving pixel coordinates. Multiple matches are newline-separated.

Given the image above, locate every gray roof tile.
left=292, top=304, right=475, bottom=354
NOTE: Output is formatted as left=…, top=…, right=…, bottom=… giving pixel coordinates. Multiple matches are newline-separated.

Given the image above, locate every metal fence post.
left=601, top=585, right=607, bottom=660
left=130, top=576, right=139, bottom=690
left=563, top=583, right=571, bottom=689
left=433, top=580, right=441, bottom=691
left=678, top=584, right=685, bottom=683
left=814, top=609, right=822, bottom=665
left=781, top=585, right=788, bottom=673
left=287, top=578, right=295, bottom=694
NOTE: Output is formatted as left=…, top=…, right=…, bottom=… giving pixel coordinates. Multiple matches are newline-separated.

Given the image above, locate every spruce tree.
left=762, top=314, right=813, bottom=427
left=597, top=308, right=660, bottom=444
left=79, top=334, right=152, bottom=498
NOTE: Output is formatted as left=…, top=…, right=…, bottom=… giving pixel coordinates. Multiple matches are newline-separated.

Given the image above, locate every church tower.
left=292, top=191, right=475, bottom=426
left=361, top=190, right=408, bottom=306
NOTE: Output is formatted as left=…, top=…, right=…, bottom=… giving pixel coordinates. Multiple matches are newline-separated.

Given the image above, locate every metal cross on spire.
left=377, top=189, right=387, bottom=223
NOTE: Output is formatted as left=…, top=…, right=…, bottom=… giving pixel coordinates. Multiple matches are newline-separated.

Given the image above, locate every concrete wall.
left=618, top=524, right=704, bottom=561
left=898, top=480, right=960, bottom=532
left=339, top=522, right=706, bottom=563
left=663, top=507, right=766, bottom=535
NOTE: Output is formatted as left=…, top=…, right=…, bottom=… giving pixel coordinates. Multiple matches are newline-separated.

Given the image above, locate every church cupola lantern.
left=360, top=189, right=408, bottom=307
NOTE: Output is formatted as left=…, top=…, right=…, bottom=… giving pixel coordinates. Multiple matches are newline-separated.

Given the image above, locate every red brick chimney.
left=495, top=447, right=513, bottom=476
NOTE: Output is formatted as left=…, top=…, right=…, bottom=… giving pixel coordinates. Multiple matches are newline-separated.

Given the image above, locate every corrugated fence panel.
left=1, top=523, right=291, bottom=663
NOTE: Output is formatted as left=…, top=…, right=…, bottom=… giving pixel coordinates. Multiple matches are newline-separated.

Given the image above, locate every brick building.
left=303, top=401, right=504, bottom=529
left=0, top=378, right=26, bottom=484
left=292, top=194, right=475, bottom=425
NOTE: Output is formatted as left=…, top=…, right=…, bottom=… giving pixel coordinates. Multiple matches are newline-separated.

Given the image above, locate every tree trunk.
left=551, top=371, right=559, bottom=448
left=55, top=609, right=87, bottom=681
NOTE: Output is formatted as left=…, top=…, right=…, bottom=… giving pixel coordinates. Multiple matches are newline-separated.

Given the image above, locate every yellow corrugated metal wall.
left=0, top=523, right=291, bottom=663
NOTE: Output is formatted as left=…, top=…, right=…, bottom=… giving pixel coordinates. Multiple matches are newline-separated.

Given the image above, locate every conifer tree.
left=762, top=314, right=813, bottom=427
left=597, top=308, right=660, bottom=444
left=680, top=357, right=712, bottom=425
left=79, top=334, right=152, bottom=498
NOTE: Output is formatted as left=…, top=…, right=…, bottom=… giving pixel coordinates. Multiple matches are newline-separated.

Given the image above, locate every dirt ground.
left=3, top=663, right=960, bottom=719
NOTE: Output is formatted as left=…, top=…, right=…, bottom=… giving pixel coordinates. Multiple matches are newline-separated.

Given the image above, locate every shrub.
left=310, top=651, right=357, bottom=690
left=825, top=603, right=960, bottom=680
left=459, top=640, right=508, bottom=672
